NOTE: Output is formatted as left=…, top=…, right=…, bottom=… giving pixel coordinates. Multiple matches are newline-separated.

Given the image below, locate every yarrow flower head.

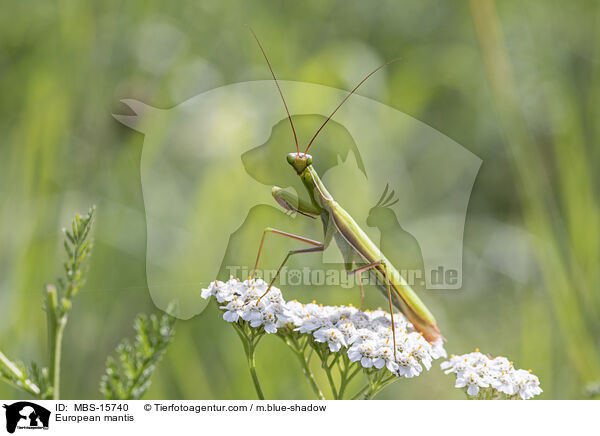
left=201, top=278, right=447, bottom=380
left=441, top=350, right=542, bottom=400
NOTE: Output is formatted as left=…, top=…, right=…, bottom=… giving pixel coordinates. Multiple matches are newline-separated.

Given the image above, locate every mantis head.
left=286, top=152, right=312, bottom=174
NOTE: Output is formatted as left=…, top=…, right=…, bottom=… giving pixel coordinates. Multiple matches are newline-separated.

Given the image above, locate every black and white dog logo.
left=2, top=402, right=50, bottom=433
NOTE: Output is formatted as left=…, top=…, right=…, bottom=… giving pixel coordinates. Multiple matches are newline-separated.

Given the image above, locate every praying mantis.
left=246, top=28, right=442, bottom=359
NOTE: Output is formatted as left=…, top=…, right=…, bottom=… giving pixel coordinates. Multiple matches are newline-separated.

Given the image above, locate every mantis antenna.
left=304, top=57, right=400, bottom=155
left=247, top=25, right=300, bottom=155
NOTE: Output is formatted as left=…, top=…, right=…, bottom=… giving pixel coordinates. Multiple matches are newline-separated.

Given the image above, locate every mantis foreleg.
left=257, top=245, right=325, bottom=303
left=250, top=227, right=324, bottom=303
left=251, top=227, right=322, bottom=278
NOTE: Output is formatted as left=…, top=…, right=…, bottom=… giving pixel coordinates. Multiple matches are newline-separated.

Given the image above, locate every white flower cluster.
left=441, top=351, right=542, bottom=399
left=201, top=278, right=447, bottom=378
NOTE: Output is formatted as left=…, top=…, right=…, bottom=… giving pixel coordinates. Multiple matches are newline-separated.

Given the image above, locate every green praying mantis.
left=246, top=28, right=442, bottom=359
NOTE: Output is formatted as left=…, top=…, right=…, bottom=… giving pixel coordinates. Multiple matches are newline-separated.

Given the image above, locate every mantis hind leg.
left=348, top=261, right=398, bottom=362
left=348, top=261, right=382, bottom=310
left=382, top=265, right=398, bottom=362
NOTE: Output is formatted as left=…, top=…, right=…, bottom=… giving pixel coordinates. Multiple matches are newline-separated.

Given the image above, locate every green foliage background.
left=1, top=0, right=599, bottom=399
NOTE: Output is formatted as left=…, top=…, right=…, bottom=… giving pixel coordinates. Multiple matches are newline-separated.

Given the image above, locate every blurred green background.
left=1, top=0, right=599, bottom=399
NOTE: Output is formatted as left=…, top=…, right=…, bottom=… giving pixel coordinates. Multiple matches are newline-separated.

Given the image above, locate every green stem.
left=246, top=342, right=265, bottom=400
left=337, top=359, right=360, bottom=400
left=283, top=336, right=325, bottom=400
left=45, top=285, right=66, bottom=400
left=328, top=353, right=340, bottom=370
left=0, top=351, right=40, bottom=397
left=363, top=375, right=398, bottom=400
left=350, top=384, right=370, bottom=400
left=298, top=354, right=325, bottom=400
left=321, top=355, right=338, bottom=399
left=347, top=364, right=363, bottom=381
left=338, top=375, right=349, bottom=399
left=124, top=354, right=154, bottom=400
left=232, top=323, right=265, bottom=400
left=231, top=323, right=251, bottom=356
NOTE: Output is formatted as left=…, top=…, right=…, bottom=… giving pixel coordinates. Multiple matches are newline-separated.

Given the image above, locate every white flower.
left=373, top=346, right=398, bottom=372
left=455, top=369, right=489, bottom=396
left=240, top=303, right=264, bottom=323
left=249, top=310, right=278, bottom=334
left=331, top=306, right=359, bottom=321
left=512, top=369, right=543, bottom=400
left=313, top=327, right=347, bottom=352
left=353, top=328, right=376, bottom=344
left=241, top=280, right=266, bottom=301
left=350, top=312, right=374, bottom=329
left=264, top=287, right=284, bottom=304
left=201, top=277, right=447, bottom=378
left=220, top=297, right=246, bottom=322
left=335, top=320, right=358, bottom=344
left=295, top=313, right=332, bottom=333
left=431, top=340, right=448, bottom=359
left=348, top=341, right=379, bottom=368
left=214, top=278, right=242, bottom=303
left=410, top=342, right=433, bottom=371
left=490, top=372, right=516, bottom=396
left=441, top=351, right=542, bottom=399
left=201, top=280, right=223, bottom=299
left=394, top=352, right=422, bottom=378
left=284, top=300, right=306, bottom=324
left=373, top=325, right=394, bottom=341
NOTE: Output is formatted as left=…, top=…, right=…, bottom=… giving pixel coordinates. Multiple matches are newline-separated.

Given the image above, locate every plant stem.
left=0, top=351, right=40, bottom=396
left=363, top=375, right=398, bottom=399
left=246, top=342, right=265, bottom=400
left=322, top=356, right=338, bottom=399
left=298, top=354, right=325, bottom=400
left=232, top=323, right=265, bottom=400
left=338, top=376, right=349, bottom=399
left=283, top=336, right=325, bottom=400
left=50, top=322, right=66, bottom=400
left=337, top=359, right=360, bottom=400
left=350, top=384, right=370, bottom=400
left=45, top=285, right=66, bottom=400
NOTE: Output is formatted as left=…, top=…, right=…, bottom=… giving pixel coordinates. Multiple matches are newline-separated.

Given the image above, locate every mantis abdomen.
left=328, top=198, right=441, bottom=343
